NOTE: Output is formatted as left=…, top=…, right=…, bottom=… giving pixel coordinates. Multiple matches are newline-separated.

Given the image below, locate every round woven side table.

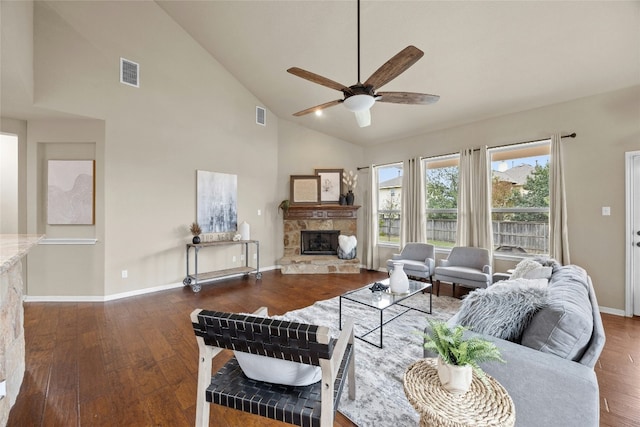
left=403, top=358, right=515, bottom=427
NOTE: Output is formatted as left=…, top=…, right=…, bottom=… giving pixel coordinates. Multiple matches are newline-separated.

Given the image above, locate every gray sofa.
left=425, top=263, right=606, bottom=427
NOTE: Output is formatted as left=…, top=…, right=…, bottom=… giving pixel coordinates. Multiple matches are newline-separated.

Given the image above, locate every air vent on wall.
left=256, top=106, right=266, bottom=126
left=120, top=57, right=139, bottom=88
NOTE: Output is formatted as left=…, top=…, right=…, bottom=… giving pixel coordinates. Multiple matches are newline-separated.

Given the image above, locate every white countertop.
left=0, top=234, right=44, bottom=273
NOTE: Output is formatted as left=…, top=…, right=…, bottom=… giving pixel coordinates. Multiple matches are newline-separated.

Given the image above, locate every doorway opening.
left=0, top=133, right=19, bottom=233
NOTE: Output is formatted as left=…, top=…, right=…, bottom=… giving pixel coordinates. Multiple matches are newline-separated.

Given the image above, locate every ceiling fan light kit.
left=343, top=94, right=375, bottom=112
left=287, top=0, right=439, bottom=128
left=354, top=109, right=371, bottom=128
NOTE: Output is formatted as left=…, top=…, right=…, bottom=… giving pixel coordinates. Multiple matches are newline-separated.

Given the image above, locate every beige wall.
left=25, top=1, right=280, bottom=297
left=0, top=0, right=34, bottom=116
left=276, top=119, right=365, bottom=257
left=24, top=119, right=105, bottom=297
left=366, top=85, right=640, bottom=311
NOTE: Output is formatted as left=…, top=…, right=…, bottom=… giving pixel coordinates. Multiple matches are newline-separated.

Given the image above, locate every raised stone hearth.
left=279, top=205, right=360, bottom=274
left=279, top=255, right=360, bottom=274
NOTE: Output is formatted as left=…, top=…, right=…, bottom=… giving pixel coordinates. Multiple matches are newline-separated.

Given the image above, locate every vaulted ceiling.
left=2, top=1, right=638, bottom=147
left=157, top=1, right=640, bottom=146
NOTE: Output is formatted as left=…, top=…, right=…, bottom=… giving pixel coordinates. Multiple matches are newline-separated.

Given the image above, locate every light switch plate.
left=602, top=206, right=611, bottom=216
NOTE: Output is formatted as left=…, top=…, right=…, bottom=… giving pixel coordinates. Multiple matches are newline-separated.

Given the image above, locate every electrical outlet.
left=602, top=206, right=611, bottom=216
left=232, top=256, right=237, bottom=262
left=121, top=270, right=128, bottom=279
left=257, top=209, right=261, bottom=216
left=0, top=379, right=6, bottom=399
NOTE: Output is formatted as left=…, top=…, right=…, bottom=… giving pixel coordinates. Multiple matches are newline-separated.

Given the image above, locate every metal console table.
left=183, top=240, right=261, bottom=292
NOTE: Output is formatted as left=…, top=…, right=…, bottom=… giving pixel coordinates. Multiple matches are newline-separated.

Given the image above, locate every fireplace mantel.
left=284, top=204, right=360, bottom=220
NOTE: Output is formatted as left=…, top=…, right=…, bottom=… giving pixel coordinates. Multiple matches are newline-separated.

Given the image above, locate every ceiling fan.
left=287, top=0, right=439, bottom=128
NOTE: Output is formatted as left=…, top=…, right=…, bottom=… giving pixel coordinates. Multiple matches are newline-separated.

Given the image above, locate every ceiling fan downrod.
left=357, top=0, right=361, bottom=84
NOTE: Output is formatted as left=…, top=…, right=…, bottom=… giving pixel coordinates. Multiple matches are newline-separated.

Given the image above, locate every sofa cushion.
left=390, top=259, right=430, bottom=273
left=453, top=278, right=549, bottom=342
left=520, top=265, right=593, bottom=361
left=435, top=266, right=490, bottom=282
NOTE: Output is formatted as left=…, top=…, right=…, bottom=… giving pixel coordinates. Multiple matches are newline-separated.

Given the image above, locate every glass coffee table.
left=339, top=278, right=432, bottom=348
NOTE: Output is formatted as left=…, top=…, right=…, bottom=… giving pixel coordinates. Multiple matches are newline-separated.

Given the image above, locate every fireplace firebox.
left=301, top=230, right=340, bottom=255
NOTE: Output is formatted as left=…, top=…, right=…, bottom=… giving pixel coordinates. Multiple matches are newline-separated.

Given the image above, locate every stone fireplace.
left=279, top=205, right=360, bottom=274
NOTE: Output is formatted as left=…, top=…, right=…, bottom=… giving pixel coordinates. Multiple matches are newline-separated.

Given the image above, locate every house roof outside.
left=379, top=164, right=535, bottom=189
left=492, top=164, right=534, bottom=186
left=379, top=176, right=403, bottom=189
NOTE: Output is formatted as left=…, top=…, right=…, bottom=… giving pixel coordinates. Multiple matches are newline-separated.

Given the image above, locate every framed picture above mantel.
left=289, top=175, right=320, bottom=205
left=314, top=168, right=343, bottom=204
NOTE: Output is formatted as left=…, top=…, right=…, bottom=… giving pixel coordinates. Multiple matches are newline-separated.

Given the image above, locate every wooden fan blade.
left=376, top=92, right=440, bottom=105
left=287, top=67, right=351, bottom=93
left=364, top=46, right=424, bottom=90
left=292, top=99, right=343, bottom=116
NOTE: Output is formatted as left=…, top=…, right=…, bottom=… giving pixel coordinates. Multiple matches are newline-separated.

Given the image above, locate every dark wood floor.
left=7, top=270, right=640, bottom=426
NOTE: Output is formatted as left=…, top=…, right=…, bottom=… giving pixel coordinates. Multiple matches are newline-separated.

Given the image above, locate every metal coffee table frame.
left=339, top=278, right=432, bottom=348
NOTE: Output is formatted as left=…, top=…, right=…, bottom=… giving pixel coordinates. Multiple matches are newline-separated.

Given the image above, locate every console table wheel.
left=256, top=272, right=262, bottom=280
left=191, top=283, right=202, bottom=293
left=183, top=277, right=193, bottom=286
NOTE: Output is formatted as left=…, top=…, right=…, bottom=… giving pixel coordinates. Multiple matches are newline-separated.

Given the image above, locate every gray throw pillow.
left=455, top=281, right=549, bottom=342
left=520, top=265, right=593, bottom=361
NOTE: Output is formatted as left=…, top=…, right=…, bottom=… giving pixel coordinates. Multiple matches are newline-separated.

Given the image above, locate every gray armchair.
left=433, top=246, right=492, bottom=297
left=386, top=243, right=435, bottom=282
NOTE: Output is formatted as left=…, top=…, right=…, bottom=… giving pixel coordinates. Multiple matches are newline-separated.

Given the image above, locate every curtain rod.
left=356, top=132, right=576, bottom=170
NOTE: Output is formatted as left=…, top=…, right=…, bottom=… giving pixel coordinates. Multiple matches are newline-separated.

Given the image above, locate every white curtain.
left=363, top=165, right=379, bottom=270
left=456, top=147, right=493, bottom=255
left=400, top=157, right=426, bottom=247
left=549, top=133, right=571, bottom=264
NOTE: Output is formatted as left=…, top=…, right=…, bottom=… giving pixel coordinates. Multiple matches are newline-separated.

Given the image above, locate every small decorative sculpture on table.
left=189, top=222, right=202, bottom=244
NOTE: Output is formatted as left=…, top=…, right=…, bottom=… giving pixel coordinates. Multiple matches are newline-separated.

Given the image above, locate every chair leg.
left=436, top=280, right=441, bottom=297
left=348, top=341, right=356, bottom=400
left=194, top=340, right=221, bottom=427
left=452, top=283, right=456, bottom=298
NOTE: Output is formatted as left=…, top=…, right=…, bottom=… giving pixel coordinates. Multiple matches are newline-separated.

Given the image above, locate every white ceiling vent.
left=120, top=58, right=139, bottom=88
left=256, top=106, right=266, bottom=126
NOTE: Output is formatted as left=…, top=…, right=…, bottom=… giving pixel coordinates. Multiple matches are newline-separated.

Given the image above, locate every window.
left=424, top=155, right=459, bottom=248
left=376, top=163, right=402, bottom=244
left=490, top=140, right=551, bottom=255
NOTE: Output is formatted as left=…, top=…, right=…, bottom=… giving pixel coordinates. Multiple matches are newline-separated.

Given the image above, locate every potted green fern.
left=423, top=320, right=504, bottom=394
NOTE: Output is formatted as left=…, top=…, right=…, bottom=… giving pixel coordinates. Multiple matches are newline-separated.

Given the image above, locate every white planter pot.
left=389, top=261, right=409, bottom=294
left=436, top=356, right=473, bottom=394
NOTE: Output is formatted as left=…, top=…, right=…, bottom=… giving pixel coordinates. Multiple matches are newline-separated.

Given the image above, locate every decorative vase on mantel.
left=192, top=235, right=201, bottom=244
left=339, top=194, right=347, bottom=205
left=346, top=190, right=355, bottom=206
left=389, top=261, right=409, bottom=294
left=436, top=356, right=473, bottom=394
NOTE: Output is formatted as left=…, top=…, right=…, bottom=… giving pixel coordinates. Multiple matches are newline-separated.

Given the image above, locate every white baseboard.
left=24, top=265, right=278, bottom=303
left=599, top=306, right=627, bottom=317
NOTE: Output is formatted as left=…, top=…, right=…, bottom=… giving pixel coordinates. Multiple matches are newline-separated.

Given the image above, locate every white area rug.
left=279, top=291, right=461, bottom=427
